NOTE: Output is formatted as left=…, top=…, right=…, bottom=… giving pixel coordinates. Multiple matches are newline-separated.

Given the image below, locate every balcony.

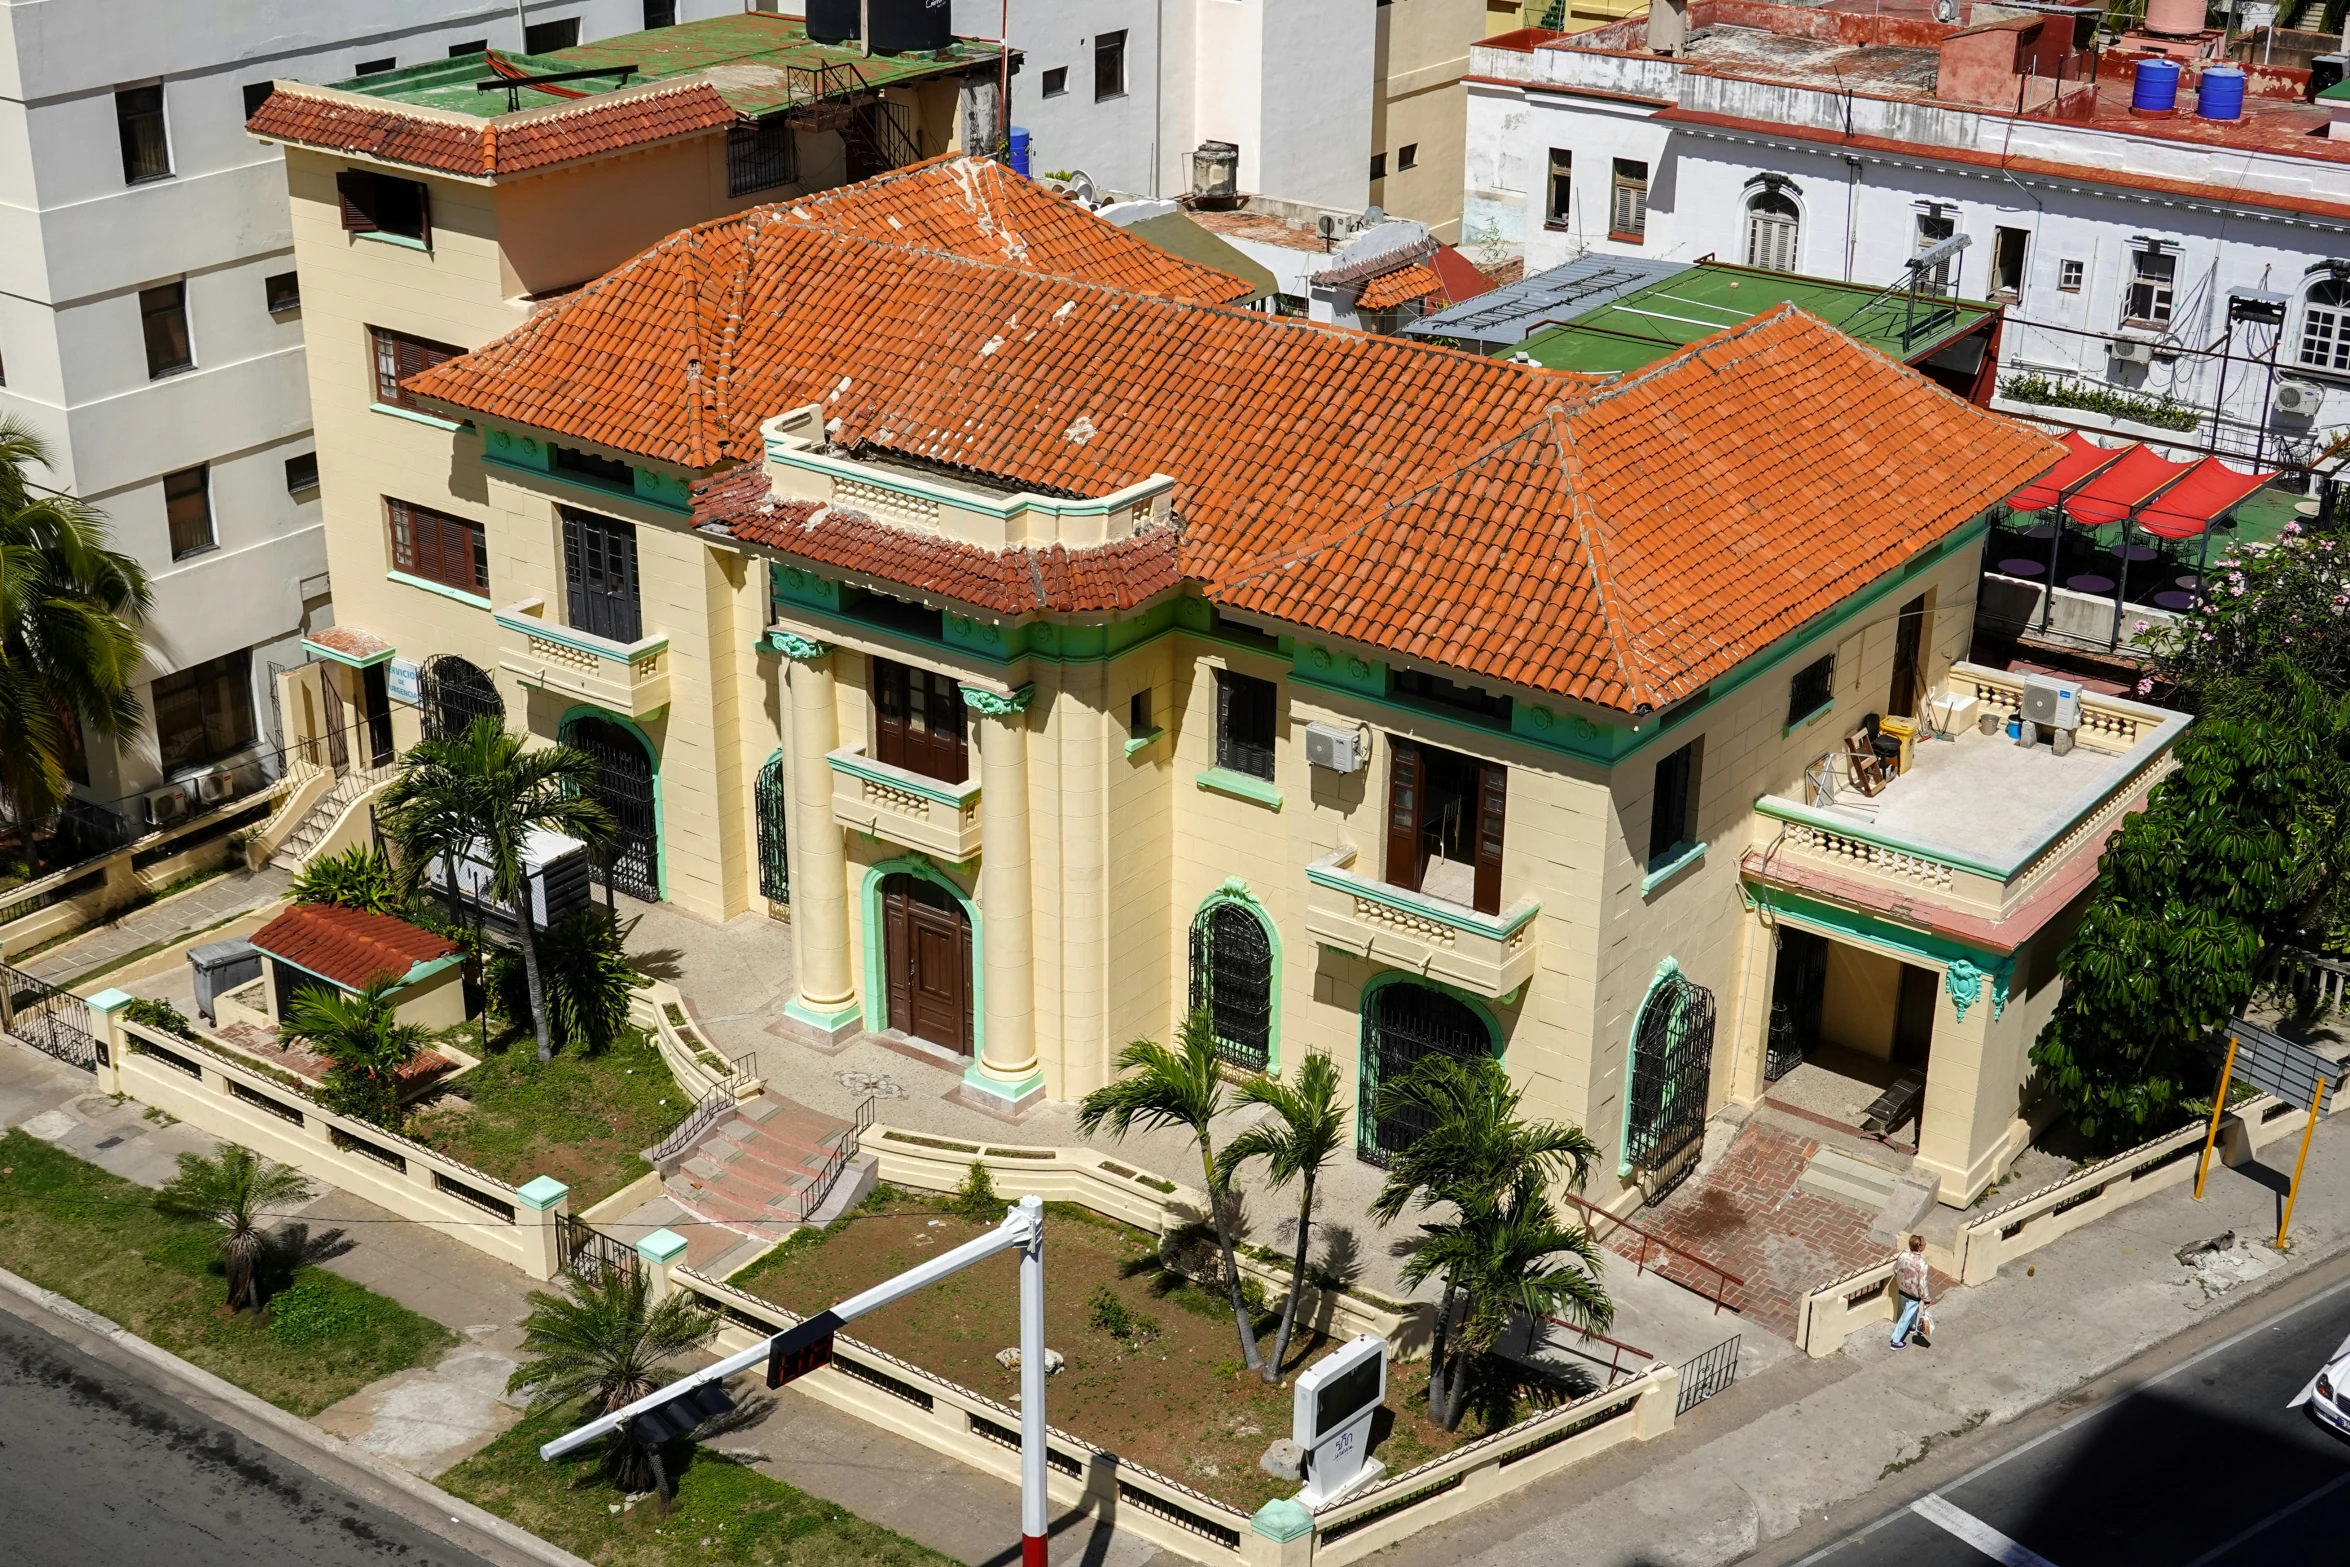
left=1304, top=847, right=1540, bottom=1001
left=828, top=746, right=982, bottom=863
left=492, top=598, right=670, bottom=721
left=1749, top=662, right=2188, bottom=929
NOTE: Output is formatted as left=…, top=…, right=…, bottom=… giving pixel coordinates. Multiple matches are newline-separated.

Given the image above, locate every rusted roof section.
left=727, top=495, right=1184, bottom=614
left=252, top=904, right=460, bottom=991
left=247, top=79, right=737, bottom=177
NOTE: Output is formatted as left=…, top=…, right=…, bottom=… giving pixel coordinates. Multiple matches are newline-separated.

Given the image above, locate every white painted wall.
left=0, top=0, right=737, bottom=800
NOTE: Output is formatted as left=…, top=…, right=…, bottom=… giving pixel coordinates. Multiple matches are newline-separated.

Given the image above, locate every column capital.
left=766, top=629, right=834, bottom=662
left=960, top=682, right=1036, bottom=717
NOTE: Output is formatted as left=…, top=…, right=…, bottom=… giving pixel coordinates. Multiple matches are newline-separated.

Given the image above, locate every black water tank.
left=806, top=0, right=953, bottom=54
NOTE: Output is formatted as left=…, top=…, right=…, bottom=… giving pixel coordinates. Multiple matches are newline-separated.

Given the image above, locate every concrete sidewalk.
left=1380, top=1106, right=2350, bottom=1566
left=13, top=863, right=289, bottom=988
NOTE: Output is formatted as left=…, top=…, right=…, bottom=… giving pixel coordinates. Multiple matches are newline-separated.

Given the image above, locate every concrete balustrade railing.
left=0, top=786, right=288, bottom=956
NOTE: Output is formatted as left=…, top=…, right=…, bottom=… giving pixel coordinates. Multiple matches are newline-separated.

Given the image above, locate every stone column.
left=86, top=988, right=134, bottom=1096
left=963, top=683, right=1043, bottom=1103
left=776, top=633, right=861, bottom=1038
left=515, top=1175, right=570, bottom=1281
left=637, top=1227, right=690, bottom=1302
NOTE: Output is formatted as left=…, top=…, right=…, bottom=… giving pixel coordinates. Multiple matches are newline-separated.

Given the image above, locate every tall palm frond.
left=508, top=1266, right=716, bottom=1492
left=283, top=976, right=426, bottom=1127
left=151, top=1144, right=314, bottom=1311
left=1216, top=1050, right=1345, bottom=1380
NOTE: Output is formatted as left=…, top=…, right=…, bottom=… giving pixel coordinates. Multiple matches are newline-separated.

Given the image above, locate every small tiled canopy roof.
left=1357, top=264, right=1443, bottom=311
left=252, top=903, right=459, bottom=991
left=413, top=204, right=2062, bottom=714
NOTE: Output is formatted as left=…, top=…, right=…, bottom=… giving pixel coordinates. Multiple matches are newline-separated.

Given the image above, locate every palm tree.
left=0, top=418, right=150, bottom=825
left=1370, top=1053, right=1605, bottom=1424
left=380, top=716, right=614, bottom=1063
left=1215, top=1050, right=1344, bottom=1383
left=1078, top=1008, right=1263, bottom=1373
left=1401, top=1167, right=1612, bottom=1430
left=151, top=1144, right=314, bottom=1311
left=507, top=1266, right=716, bottom=1495
left=283, top=975, right=426, bottom=1127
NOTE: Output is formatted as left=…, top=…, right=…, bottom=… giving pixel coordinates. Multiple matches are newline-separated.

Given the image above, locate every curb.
left=0, top=1263, right=594, bottom=1567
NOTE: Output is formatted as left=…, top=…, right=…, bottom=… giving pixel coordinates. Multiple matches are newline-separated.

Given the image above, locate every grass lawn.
left=407, top=1025, right=686, bottom=1210
left=441, top=1404, right=954, bottom=1567
left=730, top=1188, right=1469, bottom=1512
left=0, top=1129, right=453, bottom=1416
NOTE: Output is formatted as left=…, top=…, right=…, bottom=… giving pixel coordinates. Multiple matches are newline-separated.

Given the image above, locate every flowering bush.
left=2149, top=524, right=2350, bottom=699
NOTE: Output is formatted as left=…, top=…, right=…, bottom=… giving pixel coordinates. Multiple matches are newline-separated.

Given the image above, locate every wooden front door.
left=882, top=873, right=972, bottom=1054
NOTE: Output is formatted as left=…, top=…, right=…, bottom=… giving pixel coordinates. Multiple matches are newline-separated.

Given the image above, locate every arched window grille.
left=2299, top=278, right=2350, bottom=373
left=1744, top=190, right=1800, bottom=274
left=1624, top=968, right=1717, bottom=1198
left=1356, top=982, right=1492, bottom=1166
left=1188, top=899, right=1273, bottom=1072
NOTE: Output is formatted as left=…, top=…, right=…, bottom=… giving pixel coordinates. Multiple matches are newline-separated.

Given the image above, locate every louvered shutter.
left=336, top=171, right=376, bottom=231
left=1473, top=761, right=1508, bottom=916
left=1386, top=740, right=1423, bottom=893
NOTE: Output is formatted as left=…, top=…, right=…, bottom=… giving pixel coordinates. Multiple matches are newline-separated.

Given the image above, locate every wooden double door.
left=881, top=873, right=972, bottom=1054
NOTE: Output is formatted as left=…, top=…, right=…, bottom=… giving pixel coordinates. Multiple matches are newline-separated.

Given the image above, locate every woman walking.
left=1891, top=1233, right=1934, bottom=1349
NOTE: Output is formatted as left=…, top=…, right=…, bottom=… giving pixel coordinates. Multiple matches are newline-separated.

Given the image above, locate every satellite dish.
left=1362, top=205, right=1387, bottom=226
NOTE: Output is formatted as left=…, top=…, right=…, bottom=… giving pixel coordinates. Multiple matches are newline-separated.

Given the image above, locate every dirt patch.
left=731, top=1192, right=1467, bottom=1512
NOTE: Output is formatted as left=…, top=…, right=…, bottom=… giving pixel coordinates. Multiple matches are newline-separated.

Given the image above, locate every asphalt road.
left=1782, top=1265, right=2350, bottom=1567
left=0, top=1308, right=500, bottom=1567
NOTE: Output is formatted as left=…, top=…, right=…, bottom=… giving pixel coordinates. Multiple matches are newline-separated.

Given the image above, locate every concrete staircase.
left=657, top=1091, right=874, bottom=1243
left=269, top=770, right=387, bottom=870
left=1799, top=1145, right=1940, bottom=1237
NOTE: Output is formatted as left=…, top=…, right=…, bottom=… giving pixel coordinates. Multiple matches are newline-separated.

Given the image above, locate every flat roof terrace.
left=333, top=13, right=1002, bottom=118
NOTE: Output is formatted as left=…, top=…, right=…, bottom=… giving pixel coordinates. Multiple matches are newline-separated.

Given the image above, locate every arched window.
left=753, top=752, right=789, bottom=908
left=561, top=715, right=657, bottom=902
left=1190, top=898, right=1274, bottom=1071
left=1357, top=981, right=1494, bottom=1166
left=2299, top=278, right=2350, bottom=373
left=1623, top=965, right=1717, bottom=1192
left=1743, top=190, right=1800, bottom=274
left=417, top=655, right=503, bottom=742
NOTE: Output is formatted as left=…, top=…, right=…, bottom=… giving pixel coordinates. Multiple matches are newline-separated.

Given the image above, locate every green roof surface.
left=1513, top=262, right=1998, bottom=375
left=335, top=14, right=1001, bottom=119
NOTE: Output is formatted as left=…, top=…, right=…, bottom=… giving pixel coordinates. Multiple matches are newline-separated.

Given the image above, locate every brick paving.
left=1612, top=1119, right=1897, bottom=1340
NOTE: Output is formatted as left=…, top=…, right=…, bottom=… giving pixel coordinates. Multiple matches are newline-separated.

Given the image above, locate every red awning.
left=2006, top=430, right=2126, bottom=512
left=2138, top=457, right=2277, bottom=540
left=2062, top=443, right=2199, bottom=527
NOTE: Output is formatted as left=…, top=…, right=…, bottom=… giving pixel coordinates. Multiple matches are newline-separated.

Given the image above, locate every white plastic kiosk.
left=1293, top=1333, right=1388, bottom=1504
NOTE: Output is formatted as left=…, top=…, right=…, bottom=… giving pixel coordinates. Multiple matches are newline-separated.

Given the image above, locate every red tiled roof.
left=1358, top=264, right=1444, bottom=311
left=247, top=81, right=737, bottom=178
left=304, top=626, right=393, bottom=661
left=728, top=496, right=1185, bottom=614
left=252, top=903, right=460, bottom=991
left=410, top=215, right=2059, bottom=711
left=776, top=156, right=1252, bottom=306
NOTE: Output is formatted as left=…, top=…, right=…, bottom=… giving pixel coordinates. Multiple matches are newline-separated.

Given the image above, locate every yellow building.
left=262, top=71, right=2179, bottom=1208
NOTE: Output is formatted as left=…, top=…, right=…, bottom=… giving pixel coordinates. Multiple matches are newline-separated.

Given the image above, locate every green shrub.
left=1998, top=373, right=2201, bottom=433
left=950, top=1160, right=999, bottom=1221
left=266, top=1269, right=417, bottom=1346
left=291, top=843, right=405, bottom=916
left=121, top=996, right=197, bottom=1041
left=1086, top=1284, right=1159, bottom=1345
left=489, top=910, right=635, bottom=1054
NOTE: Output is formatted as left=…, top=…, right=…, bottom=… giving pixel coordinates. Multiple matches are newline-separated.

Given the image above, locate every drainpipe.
left=1842, top=158, right=1861, bottom=282
left=861, top=0, right=871, bottom=58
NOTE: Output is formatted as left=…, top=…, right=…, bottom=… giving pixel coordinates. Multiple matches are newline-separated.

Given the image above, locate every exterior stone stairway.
left=268, top=768, right=391, bottom=870
left=657, top=1091, right=872, bottom=1243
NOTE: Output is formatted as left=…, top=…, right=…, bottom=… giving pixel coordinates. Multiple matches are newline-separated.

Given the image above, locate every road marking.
left=2178, top=1469, right=2350, bottom=1567
left=1910, top=1495, right=2059, bottom=1567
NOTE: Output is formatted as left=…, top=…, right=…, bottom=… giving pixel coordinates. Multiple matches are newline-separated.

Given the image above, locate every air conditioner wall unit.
left=2108, top=336, right=2154, bottom=365
left=2276, top=379, right=2324, bottom=417
left=141, top=784, right=189, bottom=829
left=191, top=768, right=234, bottom=805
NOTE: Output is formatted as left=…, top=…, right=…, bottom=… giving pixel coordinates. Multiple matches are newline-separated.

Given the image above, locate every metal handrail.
left=1564, top=1191, right=1746, bottom=1313
left=790, top=1093, right=876, bottom=1222
left=1538, top=1315, right=1656, bottom=1387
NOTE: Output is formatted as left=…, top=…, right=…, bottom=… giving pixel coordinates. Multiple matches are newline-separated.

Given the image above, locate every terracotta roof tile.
left=252, top=904, right=460, bottom=991
left=726, top=493, right=1184, bottom=614
left=1358, top=264, right=1443, bottom=311
left=304, top=626, right=394, bottom=661
left=247, top=81, right=736, bottom=177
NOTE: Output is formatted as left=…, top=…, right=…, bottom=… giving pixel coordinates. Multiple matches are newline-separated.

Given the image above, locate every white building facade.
left=0, top=0, right=735, bottom=816
left=1464, top=8, right=2350, bottom=472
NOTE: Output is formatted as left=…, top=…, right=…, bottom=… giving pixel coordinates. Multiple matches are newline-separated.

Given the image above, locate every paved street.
left=1775, top=1259, right=2350, bottom=1567
left=0, top=1307, right=499, bottom=1567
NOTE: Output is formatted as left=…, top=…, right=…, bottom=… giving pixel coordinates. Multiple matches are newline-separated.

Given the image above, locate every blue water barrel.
left=2132, top=57, right=2182, bottom=114
left=2198, top=64, right=2246, bottom=120
left=1008, top=127, right=1031, bottom=178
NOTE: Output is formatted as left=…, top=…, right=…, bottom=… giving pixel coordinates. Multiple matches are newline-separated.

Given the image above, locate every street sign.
left=1293, top=1334, right=1387, bottom=1505
left=766, top=1311, right=843, bottom=1389
left=2207, top=1018, right=2346, bottom=1114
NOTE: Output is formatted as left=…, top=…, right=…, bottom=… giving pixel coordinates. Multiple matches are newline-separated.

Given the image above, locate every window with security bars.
left=1648, top=739, right=1699, bottom=866
left=754, top=752, right=790, bottom=905
left=728, top=117, right=796, bottom=196
left=1624, top=970, right=1716, bottom=1184
left=2124, top=249, right=2175, bottom=327
left=561, top=508, right=642, bottom=643
left=2300, top=279, right=2350, bottom=372
left=1786, top=653, right=1834, bottom=727
left=370, top=326, right=461, bottom=410
left=388, top=497, right=488, bottom=595
left=1610, top=159, right=1647, bottom=240
left=1744, top=191, right=1799, bottom=273
left=1190, top=900, right=1273, bottom=1072
left=1215, top=670, right=1277, bottom=780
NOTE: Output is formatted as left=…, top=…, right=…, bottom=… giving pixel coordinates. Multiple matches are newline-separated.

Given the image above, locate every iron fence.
left=789, top=1093, right=876, bottom=1222
left=1677, top=1334, right=1741, bottom=1416
left=4, top=962, right=101, bottom=1072
left=559, top=1215, right=642, bottom=1285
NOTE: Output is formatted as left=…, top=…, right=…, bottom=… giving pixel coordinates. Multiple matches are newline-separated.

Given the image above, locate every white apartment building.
left=964, top=0, right=1493, bottom=239
left=0, top=0, right=735, bottom=823
left=1464, top=3, right=2350, bottom=471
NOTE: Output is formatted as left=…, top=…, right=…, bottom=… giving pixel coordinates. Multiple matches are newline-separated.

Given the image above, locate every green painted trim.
left=354, top=229, right=431, bottom=252
left=484, top=449, right=688, bottom=516
left=858, top=854, right=985, bottom=1058
left=1123, top=727, right=1166, bottom=758
left=636, top=1227, right=689, bottom=1265
left=482, top=426, right=549, bottom=471
left=1305, top=853, right=1539, bottom=941
left=961, top=1059, right=1045, bottom=1102
left=1617, top=957, right=1682, bottom=1179
left=827, top=748, right=981, bottom=809
left=516, top=1175, right=569, bottom=1211
left=1251, top=1499, right=1315, bottom=1543
left=1191, top=879, right=1284, bottom=1075
left=301, top=636, right=395, bottom=670
left=387, top=570, right=492, bottom=610
left=1195, top=766, right=1284, bottom=810
left=401, top=952, right=466, bottom=986
left=558, top=706, right=667, bottom=903
left=633, top=466, right=692, bottom=511
left=493, top=606, right=667, bottom=664
left=1752, top=882, right=2014, bottom=971
left=372, top=401, right=463, bottom=432
left=1294, top=643, right=1387, bottom=697
left=785, top=996, right=863, bottom=1032
left=260, top=949, right=425, bottom=999
left=1783, top=699, right=1837, bottom=738
left=772, top=564, right=845, bottom=613
left=86, top=988, right=135, bottom=1014
left=1639, top=840, right=1708, bottom=896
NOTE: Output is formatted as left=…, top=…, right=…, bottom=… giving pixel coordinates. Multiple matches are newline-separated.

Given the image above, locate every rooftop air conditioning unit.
left=2276, top=379, right=2325, bottom=417
left=140, top=783, right=189, bottom=829
left=2020, top=675, right=2082, bottom=733
left=191, top=767, right=235, bottom=806
left=1305, top=721, right=1368, bottom=775
left=2108, top=336, right=2155, bottom=365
